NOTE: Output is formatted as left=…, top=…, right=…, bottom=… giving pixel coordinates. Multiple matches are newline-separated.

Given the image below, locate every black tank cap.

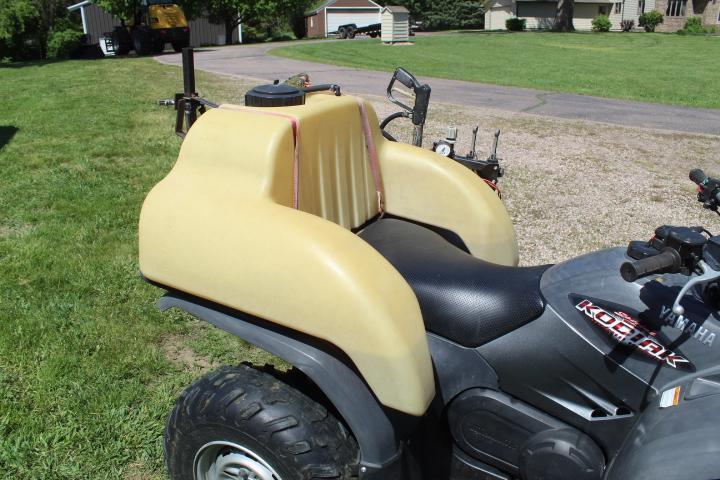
left=245, top=84, right=305, bottom=107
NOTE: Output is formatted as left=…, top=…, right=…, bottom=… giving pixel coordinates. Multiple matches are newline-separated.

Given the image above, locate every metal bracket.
left=173, top=48, right=218, bottom=138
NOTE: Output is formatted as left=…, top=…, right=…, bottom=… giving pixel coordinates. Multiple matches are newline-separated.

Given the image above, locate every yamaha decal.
left=574, top=298, right=691, bottom=369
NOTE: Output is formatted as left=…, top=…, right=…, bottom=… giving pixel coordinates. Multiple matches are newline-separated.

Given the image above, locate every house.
left=604, top=0, right=720, bottom=31
left=67, top=0, right=239, bottom=47
left=652, top=0, right=720, bottom=31
left=305, top=0, right=381, bottom=37
left=484, top=0, right=720, bottom=30
left=484, top=0, right=622, bottom=30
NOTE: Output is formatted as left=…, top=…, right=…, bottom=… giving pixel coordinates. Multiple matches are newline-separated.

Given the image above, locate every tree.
left=0, top=0, right=37, bottom=60
left=183, top=0, right=306, bottom=45
left=454, top=1, right=484, bottom=28
left=1, top=0, right=81, bottom=59
left=31, top=0, right=74, bottom=54
left=95, top=0, right=135, bottom=23
left=0, top=0, right=36, bottom=40
left=0, top=0, right=38, bottom=59
left=422, top=0, right=484, bottom=30
left=377, top=0, right=426, bottom=21
left=553, top=0, right=574, bottom=31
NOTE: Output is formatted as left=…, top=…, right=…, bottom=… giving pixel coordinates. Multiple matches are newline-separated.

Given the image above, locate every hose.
left=380, top=111, right=406, bottom=131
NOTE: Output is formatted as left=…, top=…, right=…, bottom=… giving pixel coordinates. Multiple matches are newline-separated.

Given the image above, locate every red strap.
left=356, top=99, right=385, bottom=215
left=484, top=178, right=502, bottom=199
left=222, top=106, right=302, bottom=209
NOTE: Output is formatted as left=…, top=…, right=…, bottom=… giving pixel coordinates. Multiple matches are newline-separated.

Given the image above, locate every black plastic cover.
left=705, top=236, right=720, bottom=270
left=447, top=388, right=604, bottom=479
left=245, top=84, right=305, bottom=107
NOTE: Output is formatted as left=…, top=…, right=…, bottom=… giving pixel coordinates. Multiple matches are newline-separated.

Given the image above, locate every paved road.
left=156, top=42, right=720, bottom=136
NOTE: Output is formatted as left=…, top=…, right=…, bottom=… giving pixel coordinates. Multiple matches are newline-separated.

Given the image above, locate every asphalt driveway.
left=155, top=41, right=720, bottom=136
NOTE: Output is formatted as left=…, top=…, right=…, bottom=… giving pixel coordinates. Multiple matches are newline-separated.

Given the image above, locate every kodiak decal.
left=574, top=299, right=691, bottom=369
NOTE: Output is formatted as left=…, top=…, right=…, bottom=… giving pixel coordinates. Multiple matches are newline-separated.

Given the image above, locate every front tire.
left=152, top=39, right=165, bottom=54
left=133, top=27, right=153, bottom=55
left=112, top=29, right=131, bottom=55
left=165, top=364, right=359, bottom=480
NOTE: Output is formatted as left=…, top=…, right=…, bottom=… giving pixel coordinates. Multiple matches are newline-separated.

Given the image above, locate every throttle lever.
left=672, top=260, right=720, bottom=315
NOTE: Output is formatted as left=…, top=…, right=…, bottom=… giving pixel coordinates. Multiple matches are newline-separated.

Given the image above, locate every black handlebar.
left=394, top=67, right=420, bottom=90
left=383, top=67, right=431, bottom=147
left=620, top=248, right=682, bottom=282
left=689, top=168, right=720, bottom=211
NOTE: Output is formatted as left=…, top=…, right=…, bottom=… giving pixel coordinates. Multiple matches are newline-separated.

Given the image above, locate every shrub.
left=678, top=16, right=716, bottom=34
left=506, top=17, right=526, bottom=31
left=683, top=16, right=704, bottom=33
left=268, top=32, right=296, bottom=42
left=639, top=10, right=663, bottom=32
left=592, top=15, right=612, bottom=32
left=620, top=19, right=635, bottom=31
left=46, top=29, right=84, bottom=59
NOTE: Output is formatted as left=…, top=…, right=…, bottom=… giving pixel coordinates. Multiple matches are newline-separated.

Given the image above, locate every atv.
left=141, top=50, right=720, bottom=480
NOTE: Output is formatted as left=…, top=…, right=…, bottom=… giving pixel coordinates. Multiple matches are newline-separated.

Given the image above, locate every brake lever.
left=391, top=87, right=415, bottom=99
left=386, top=75, right=414, bottom=113
left=672, top=260, right=720, bottom=315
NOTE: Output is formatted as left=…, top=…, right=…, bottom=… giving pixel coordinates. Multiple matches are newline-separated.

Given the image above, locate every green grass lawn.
left=0, top=58, right=275, bottom=479
left=271, top=32, right=720, bottom=109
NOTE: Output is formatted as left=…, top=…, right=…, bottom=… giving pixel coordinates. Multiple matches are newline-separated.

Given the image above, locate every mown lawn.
left=1, top=50, right=719, bottom=480
left=0, top=58, right=275, bottom=479
left=271, top=32, right=720, bottom=109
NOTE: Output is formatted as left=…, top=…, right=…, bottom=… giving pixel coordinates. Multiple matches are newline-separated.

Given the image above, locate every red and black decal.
left=573, top=298, right=691, bottom=369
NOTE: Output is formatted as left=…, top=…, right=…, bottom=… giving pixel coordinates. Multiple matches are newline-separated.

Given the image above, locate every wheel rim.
left=194, top=441, right=282, bottom=480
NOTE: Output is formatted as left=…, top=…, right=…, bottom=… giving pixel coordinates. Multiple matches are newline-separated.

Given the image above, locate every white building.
left=483, top=0, right=655, bottom=30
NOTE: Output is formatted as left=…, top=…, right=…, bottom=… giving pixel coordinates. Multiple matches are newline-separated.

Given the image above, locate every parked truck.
left=110, top=0, right=190, bottom=55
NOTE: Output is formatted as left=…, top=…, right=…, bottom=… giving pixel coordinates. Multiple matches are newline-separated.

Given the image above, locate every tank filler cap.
left=245, top=84, right=305, bottom=107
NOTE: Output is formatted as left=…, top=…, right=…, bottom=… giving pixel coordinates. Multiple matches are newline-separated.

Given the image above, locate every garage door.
left=516, top=1, right=556, bottom=29
left=326, top=8, right=380, bottom=34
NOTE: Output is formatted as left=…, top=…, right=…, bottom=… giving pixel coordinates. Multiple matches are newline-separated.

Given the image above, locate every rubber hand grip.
left=690, top=168, right=707, bottom=186
left=620, top=249, right=681, bottom=282
left=394, top=68, right=418, bottom=90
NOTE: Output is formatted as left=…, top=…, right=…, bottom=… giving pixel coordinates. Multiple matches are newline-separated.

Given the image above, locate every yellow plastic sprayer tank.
left=139, top=92, right=518, bottom=416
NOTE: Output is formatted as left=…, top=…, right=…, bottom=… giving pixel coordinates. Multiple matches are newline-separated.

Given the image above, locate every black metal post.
left=182, top=47, right=197, bottom=129
left=182, top=47, right=195, bottom=96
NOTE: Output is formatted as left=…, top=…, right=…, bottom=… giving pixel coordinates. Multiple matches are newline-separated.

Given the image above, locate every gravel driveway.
left=196, top=67, right=720, bottom=267
left=372, top=98, right=720, bottom=265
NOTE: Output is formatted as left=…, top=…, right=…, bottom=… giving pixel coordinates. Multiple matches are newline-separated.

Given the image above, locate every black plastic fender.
left=604, top=373, right=720, bottom=480
left=157, top=291, right=403, bottom=479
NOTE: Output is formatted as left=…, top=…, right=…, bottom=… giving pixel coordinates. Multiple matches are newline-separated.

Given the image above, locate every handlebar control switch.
left=653, top=226, right=706, bottom=275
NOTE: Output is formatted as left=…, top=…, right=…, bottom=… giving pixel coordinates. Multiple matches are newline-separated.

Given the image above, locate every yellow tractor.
left=111, top=0, right=190, bottom=56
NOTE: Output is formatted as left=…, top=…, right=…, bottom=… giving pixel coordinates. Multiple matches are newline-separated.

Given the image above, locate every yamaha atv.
left=142, top=49, right=720, bottom=480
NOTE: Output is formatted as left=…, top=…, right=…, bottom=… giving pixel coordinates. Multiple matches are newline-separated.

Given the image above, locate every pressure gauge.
left=434, top=140, right=454, bottom=157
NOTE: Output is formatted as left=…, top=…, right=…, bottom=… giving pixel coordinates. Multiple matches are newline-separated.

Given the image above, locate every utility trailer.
left=334, top=22, right=381, bottom=39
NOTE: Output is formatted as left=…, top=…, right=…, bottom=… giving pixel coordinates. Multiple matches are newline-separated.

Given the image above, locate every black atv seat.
left=359, top=218, right=550, bottom=348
